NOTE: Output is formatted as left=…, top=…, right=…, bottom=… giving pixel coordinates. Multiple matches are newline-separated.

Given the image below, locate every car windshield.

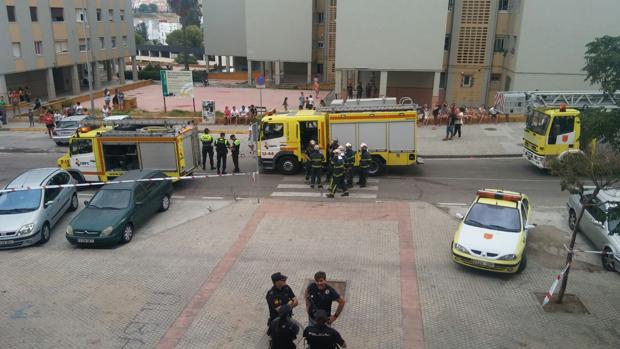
left=88, top=189, right=131, bottom=209
left=526, top=110, right=550, bottom=135
left=56, top=121, right=79, bottom=129
left=609, top=203, right=620, bottom=235
left=465, top=203, right=521, bottom=232
left=0, top=189, right=42, bottom=213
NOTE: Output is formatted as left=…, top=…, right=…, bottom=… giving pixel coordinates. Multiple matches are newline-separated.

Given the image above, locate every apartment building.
left=133, top=13, right=181, bottom=44
left=0, top=0, right=137, bottom=102
left=203, top=0, right=620, bottom=106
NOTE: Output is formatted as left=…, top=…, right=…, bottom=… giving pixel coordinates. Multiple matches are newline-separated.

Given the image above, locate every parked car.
left=567, top=188, right=620, bottom=271
left=52, top=115, right=94, bottom=145
left=452, top=189, right=534, bottom=273
left=66, top=169, right=173, bottom=246
left=0, top=168, right=78, bottom=248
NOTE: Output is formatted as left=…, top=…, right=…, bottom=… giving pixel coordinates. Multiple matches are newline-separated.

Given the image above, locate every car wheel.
left=602, top=248, right=616, bottom=272
left=68, top=193, right=79, bottom=212
left=276, top=156, right=299, bottom=175
left=159, top=194, right=171, bottom=212
left=568, top=209, right=577, bottom=231
left=40, top=223, right=51, bottom=244
left=516, top=253, right=527, bottom=273
left=120, top=224, right=134, bottom=244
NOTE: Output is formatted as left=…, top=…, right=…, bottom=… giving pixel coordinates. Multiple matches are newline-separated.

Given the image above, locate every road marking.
left=281, top=176, right=379, bottom=184
left=436, top=202, right=468, bottom=206
left=202, top=196, right=225, bottom=200
left=276, top=184, right=378, bottom=191
left=270, top=192, right=377, bottom=199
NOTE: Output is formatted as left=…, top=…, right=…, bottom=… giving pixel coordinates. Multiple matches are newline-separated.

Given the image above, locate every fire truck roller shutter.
left=358, top=122, right=387, bottom=152
left=139, top=143, right=178, bottom=171
left=388, top=121, right=415, bottom=152
left=330, top=123, right=358, bottom=151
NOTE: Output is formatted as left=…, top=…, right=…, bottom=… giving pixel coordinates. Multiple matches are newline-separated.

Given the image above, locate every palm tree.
left=167, top=0, right=199, bottom=71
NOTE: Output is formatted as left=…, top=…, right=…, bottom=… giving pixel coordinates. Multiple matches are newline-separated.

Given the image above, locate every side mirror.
left=525, top=224, right=536, bottom=230
left=83, top=200, right=89, bottom=206
left=456, top=213, right=464, bottom=220
left=44, top=200, right=55, bottom=207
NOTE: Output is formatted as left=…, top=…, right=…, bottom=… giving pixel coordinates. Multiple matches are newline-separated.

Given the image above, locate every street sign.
left=160, top=70, right=194, bottom=97
left=256, top=75, right=266, bottom=89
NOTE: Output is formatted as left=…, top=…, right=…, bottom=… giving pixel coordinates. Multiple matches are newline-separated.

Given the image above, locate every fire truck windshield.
left=526, top=110, right=550, bottom=135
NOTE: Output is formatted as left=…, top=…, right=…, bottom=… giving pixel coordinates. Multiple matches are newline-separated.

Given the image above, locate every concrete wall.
left=244, top=0, right=312, bottom=62
left=203, top=0, right=246, bottom=57
left=335, top=0, right=448, bottom=71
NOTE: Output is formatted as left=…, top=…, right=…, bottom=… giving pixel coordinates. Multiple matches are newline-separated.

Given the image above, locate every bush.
left=138, top=70, right=162, bottom=81
left=174, top=54, right=198, bottom=65
left=61, top=100, right=74, bottom=108
left=192, top=70, right=208, bottom=82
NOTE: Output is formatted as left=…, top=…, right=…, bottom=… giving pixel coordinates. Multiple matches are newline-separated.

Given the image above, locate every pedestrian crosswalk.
left=270, top=176, right=380, bottom=199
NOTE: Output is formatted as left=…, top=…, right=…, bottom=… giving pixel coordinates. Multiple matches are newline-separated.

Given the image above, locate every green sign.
left=160, top=70, right=168, bottom=96
left=160, top=70, right=193, bottom=97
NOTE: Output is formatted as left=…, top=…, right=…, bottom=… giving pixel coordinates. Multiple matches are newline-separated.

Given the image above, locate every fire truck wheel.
left=367, top=156, right=384, bottom=177
left=277, top=156, right=300, bottom=175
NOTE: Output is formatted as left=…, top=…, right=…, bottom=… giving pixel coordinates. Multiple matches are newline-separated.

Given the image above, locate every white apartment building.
left=134, top=15, right=181, bottom=44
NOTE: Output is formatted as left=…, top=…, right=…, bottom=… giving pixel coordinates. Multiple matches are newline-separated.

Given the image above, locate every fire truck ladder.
left=317, top=97, right=418, bottom=113
left=526, top=91, right=620, bottom=109
left=84, top=119, right=195, bottom=127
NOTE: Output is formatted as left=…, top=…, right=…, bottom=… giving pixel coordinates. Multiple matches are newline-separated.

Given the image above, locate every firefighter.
left=325, top=139, right=339, bottom=181
left=230, top=134, right=241, bottom=173
left=309, top=145, right=324, bottom=189
left=358, top=143, right=371, bottom=187
left=326, top=149, right=348, bottom=198
left=200, top=128, right=215, bottom=170
left=344, top=143, right=356, bottom=188
left=215, top=132, right=230, bottom=174
left=304, top=140, right=316, bottom=183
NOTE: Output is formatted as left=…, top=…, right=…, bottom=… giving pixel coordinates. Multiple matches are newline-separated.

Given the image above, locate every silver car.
left=567, top=188, right=620, bottom=271
left=0, top=168, right=78, bottom=249
left=52, top=115, right=93, bottom=145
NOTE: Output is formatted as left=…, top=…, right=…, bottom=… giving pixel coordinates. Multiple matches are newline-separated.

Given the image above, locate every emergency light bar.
left=476, top=190, right=522, bottom=202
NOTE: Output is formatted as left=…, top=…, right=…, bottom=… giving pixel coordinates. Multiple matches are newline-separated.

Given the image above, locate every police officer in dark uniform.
left=309, top=145, right=324, bottom=189
left=266, top=272, right=299, bottom=326
left=305, top=271, right=346, bottom=326
left=326, top=149, right=348, bottom=198
left=343, top=143, right=356, bottom=188
left=200, top=128, right=215, bottom=170
left=267, top=304, right=300, bottom=349
left=357, top=143, right=371, bottom=187
left=230, top=134, right=241, bottom=173
left=303, top=310, right=347, bottom=349
left=215, top=132, right=230, bottom=174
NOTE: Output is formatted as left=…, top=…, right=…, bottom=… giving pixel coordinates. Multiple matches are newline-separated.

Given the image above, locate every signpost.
left=160, top=70, right=195, bottom=113
left=256, top=75, right=265, bottom=108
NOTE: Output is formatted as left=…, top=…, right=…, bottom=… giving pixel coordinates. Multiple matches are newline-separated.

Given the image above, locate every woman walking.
left=282, top=97, right=288, bottom=111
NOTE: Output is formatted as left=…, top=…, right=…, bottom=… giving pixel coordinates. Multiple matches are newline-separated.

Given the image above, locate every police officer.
left=303, top=310, right=347, bottom=349
left=309, top=145, right=324, bottom=189
left=343, top=143, right=356, bottom=188
left=326, top=149, right=348, bottom=198
left=304, top=140, right=316, bottom=183
left=200, top=128, right=215, bottom=170
left=358, top=143, right=371, bottom=188
left=267, top=304, right=300, bottom=349
left=230, top=134, right=241, bottom=173
left=305, top=271, right=346, bottom=326
left=266, top=272, right=299, bottom=326
left=215, top=132, right=230, bottom=174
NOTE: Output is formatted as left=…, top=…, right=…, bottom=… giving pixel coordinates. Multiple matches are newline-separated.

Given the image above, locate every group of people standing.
left=303, top=139, right=371, bottom=198
left=266, top=271, right=347, bottom=349
left=200, top=128, right=241, bottom=174
left=101, top=88, right=125, bottom=118
left=346, top=79, right=378, bottom=99
left=223, top=105, right=258, bottom=125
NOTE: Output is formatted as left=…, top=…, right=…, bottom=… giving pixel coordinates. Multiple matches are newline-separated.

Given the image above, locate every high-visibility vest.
left=232, top=139, right=241, bottom=152
left=215, top=137, right=229, bottom=152
left=200, top=133, right=213, bottom=145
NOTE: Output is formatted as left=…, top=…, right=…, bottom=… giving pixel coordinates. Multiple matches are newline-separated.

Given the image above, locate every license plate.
left=77, top=238, right=94, bottom=243
left=0, top=240, right=15, bottom=245
left=471, top=259, right=494, bottom=268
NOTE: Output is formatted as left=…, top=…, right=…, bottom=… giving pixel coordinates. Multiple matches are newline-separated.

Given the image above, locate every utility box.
left=202, top=100, right=215, bottom=124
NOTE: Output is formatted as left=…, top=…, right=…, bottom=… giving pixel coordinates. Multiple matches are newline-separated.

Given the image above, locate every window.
left=51, top=7, right=64, bottom=22
left=499, top=0, right=510, bottom=11
left=444, top=34, right=451, bottom=51
left=490, top=73, right=502, bottom=82
left=448, top=0, right=455, bottom=11
left=76, top=8, right=86, bottom=22
left=548, top=116, right=575, bottom=144
left=34, top=41, right=43, bottom=55
left=462, top=75, right=473, bottom=87
left=12, top=43, right=21, bottom=58
left=494, top=36, right=506, bottom=52
left=317, top=63, right=323, bottom=74
left=119, top=9, right=125, bottom=20
left=316, top=12, right=324, bottom=23
left=96, top=8, right=102, bottom=21
left=30, top=7, right=38, bottom=21
left=69, top=139, right=93, bottom=155
left=316, top=41, right=324, bottom=49
left=122, top=35, right=128, bottom=47
left=111, top=37, right=117, bottom=48
left=108, top=9, right=114, bottom=21
left=55, top=40, right=69, bottom=54
left=6, top=5, right=15, bottom=22
left=79, top=38, right=90, bottom=52
left=262, top=123, right=284, bottom=140
left=99, top=37, right=105, bottom=49
left=585, top=197, right=607, bottom=224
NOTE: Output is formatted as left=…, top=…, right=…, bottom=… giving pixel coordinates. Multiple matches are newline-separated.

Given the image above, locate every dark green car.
left=66, top=170, right=173, bottom=246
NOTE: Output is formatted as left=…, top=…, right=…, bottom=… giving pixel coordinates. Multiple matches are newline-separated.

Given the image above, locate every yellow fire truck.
left=57, top=119, right=200, bottom=182
left=255, top=98, right=420, bottom=176
left=495, top=91, right=619, bottom=169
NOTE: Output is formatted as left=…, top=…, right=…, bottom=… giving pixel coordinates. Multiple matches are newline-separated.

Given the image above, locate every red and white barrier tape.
left=0, top=171, right=259, bottom=194
left=541, top=262, right=571, bottom=307
left=563, top=244, right=620, bottom=256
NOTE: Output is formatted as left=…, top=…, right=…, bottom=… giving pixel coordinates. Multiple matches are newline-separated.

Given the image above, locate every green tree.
left=174, top=54, right=198, bottom=65
left=165, top=25, right=202, bottom=48
left=167, top=0, right=201, bottom=70
left=580, top=109, right=620, bottom=152
left=550, top=145, right=620, bottom=304
left=148, top=3, right=158, bottom=13
left=135, top=22, right=148, bottom=41
left=135, top=32, right=146, bottom=45
left=583, top=35, right=620, bottom=100
left=138, top=4, right=150, bottom=13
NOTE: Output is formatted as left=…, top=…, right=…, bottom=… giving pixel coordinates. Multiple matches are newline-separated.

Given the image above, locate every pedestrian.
left=102, top=104, right=111, bottom=118
left=240, top=105, right=249, bottom=124
left=0, top=96, right=6, bottom=125
left=200, top=128, right=215, bottom=170
left=443, top=105, right=457, bottom=141
left=104, top=89, right=111, bottom=108
left=309, top=145, right=324, bottom=189
left=266, top=272, right=299, bottom=326
left=326, top=149, right=348, bottom=198
left=365, top=81, right=372, bottom=98
left=75, top=101, right=84, bottom=115
left=267, top=304, right=300, bottom=349
left=303, top=310, right=347, bottom=349
left=215, top=132, right=230, bottom=174
left=305, top=271, right=346, bottom=326
left=489, top=105, right=499, bottom=124
left=33, top=97, right=41, bottom=112
left=43, top=111, right=55, bottom=138
left=230, top=134, right=241, bottom=173
left=27, top=108, right=34, bottom=127
left=112, top=89, right=119, bottom=109
left=304, top=140, right=316, bottom=183
left=223, top=106, right=231, bottom=125
left=298, top=92, right=305, bottom=110
left=10, top=89, right=21, bottom=116
left=231, top=106, right=239, bottom=125
left=346, top=82, right=353, bottom=99
left=118, top=90, right=125, bottom=111
left=343, top=143, right=355, bottom=188
left=248, top=125, right=255, bottom=154
left=453, top=107, right=464, bottom=138
left=356, top=81, right=363, bottom=99
left=357, top=143, right=370, bottom=187
left=282, top=97, right=289, bottom=111
left=24, top=87, right=32, bottom=103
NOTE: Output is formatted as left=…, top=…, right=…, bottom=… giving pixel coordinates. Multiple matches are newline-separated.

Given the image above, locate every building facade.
left=203, top=0, right=620, bottom=106
left=0, top=0, right=137, bottom=102
left=133, top=15, right=181, bottom=45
